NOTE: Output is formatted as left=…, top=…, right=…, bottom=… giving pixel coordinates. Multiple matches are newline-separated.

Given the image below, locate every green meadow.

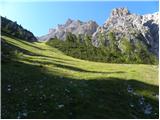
left=1, top=35, right=159, bottom=118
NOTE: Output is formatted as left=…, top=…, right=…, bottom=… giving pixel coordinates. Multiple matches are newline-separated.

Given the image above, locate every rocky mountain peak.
left=39, top=19, right=98, bottom=41
left=92, top=8, right=159, bottom=57
left=38, top=8, right=159, bottom=58
left=111, top=8, right=130, bottom=17
left=65, top=18, right=73, bottom=26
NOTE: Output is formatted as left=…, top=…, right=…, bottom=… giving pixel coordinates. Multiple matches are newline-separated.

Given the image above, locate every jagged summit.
left=111, top=8, right=130, bottom=17
left=65, top=18, right=73, bottom=25
left=38, top=8, right=159, bottom=57
left=92, top=8, right=159, bottom=57
left=39, top=19, right=98, bottom=41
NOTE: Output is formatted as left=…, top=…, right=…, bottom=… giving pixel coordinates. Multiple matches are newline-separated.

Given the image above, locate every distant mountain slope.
left=44, top=8, right=158, bottom=64
left=39, top=8, right=159, bottom=58
left=1, top=16, right=37, bottom=42
left=92, top=8, right=159, bottom=57
left=38, top=19, right=98, bottom=41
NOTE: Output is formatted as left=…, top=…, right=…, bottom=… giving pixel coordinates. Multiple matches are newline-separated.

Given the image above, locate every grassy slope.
left=1, top=35, right=159, bottom=118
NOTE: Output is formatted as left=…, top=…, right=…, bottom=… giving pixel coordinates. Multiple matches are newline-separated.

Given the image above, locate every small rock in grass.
left=7, top=88, right=11, bottom=92
left=43, top=110, right=47, bottom=114
left=43, top=94, right=46, bottom=98
left=141, top=96, right=145, bottom=100
left=7, top=85, right=12, bottom=92
left=133, top=92, right=138, bottom=96
left=152, top=93, right=159, bottom=100
left=154, top=112, right=158, bottom=115
left=50, top=94, right=54, bottom=97
left=65, top=88, right=70, bottom=93
left=138, top=96, right=145, bottom=105
left=24, top=88, right=28, bottom=92
left=22, top=112, right=28, bottom=117
left=127, top=85, right=133, bottom=93
left=17, top=112, right=21, bottom=119
left=130, top=103, right=134, bottom=107
left=40, top=96, right=43, bottom=100
left=17, top=110, right=28, bottom=118
left=70, top=81, right=73, bottom=84
left=69, top=112, right=73, bottom=115
left=58, top=104, right=64, bottom=108
left=40, top=94, right=46, bottom=100
left=144, top=103, right=152, bottom=115
left=155, top=94, right=159, bottom=100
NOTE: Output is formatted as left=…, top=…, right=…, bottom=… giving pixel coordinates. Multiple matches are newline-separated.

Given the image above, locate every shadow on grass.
left=17, top=39, right=46, bottom=50
left=22, top=58, right=125, bottom=74
left=1, top=37, right=51, bottom=64
left=1, top=34, right=159, bottom=118
left=2, top=36, right=79, bottom=64
left=54, top=64, right=125, bottom=74
left=1, top=60, right=159, bottom=119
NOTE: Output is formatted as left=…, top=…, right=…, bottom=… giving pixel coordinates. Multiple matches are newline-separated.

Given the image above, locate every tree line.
left=46, top=32, right=158, bottom=64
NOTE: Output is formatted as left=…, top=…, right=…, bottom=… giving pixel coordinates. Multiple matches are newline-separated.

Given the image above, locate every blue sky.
left=0, top=1, right=159, bottom=36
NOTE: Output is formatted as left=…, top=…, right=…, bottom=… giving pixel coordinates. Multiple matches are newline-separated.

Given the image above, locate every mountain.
left=92, top=8, right=159, bottom=57
left=1, top=16, right=37, bottom=42
left=38, top=19, right=98, bottom=41
left=1, top=8, right=158, bottom=119
left=39, top=8, right=159, bottom=58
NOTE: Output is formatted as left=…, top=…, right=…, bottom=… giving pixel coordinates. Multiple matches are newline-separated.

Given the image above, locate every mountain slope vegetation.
left=40, top=8, right=159, bottom=65
left=46, top=32, right=158, bottom=64
left=1, top=34, right=158, bottom=119
left=1, top=16, right=37, bottom=42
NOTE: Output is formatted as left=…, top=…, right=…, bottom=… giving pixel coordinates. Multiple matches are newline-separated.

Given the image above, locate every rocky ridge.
left=1, top=16, right=37, bottom=42
left=38, top=8, right=159, bottom=57
left=92, top=8, right=159, bottom=56
left=38, top=19, right=98, bottom=41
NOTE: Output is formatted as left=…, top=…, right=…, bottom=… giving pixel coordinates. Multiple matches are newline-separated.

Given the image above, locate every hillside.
left=46, top=33, right=158, bottom=64
left=1, top=35, right=158, bottom=118
left=1, top=16, right=37, bottom=42
left=37, top=8, right=159, bottom=65
left=39, top=8, right=159, bottom=58
left=93, top=8, right=159, bottom=57
left=38, top=19, right=98, bottom=41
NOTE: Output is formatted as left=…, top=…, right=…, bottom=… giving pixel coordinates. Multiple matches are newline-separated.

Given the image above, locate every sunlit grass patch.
left=1, top=35, right=158, bottom=119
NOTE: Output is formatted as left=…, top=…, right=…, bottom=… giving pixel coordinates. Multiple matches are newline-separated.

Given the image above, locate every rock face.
left=38, top=19, right=98, bottom=41
left=39, top=8, right=159, bottom=57
left=1, top=16, right=37, bottom=42
left=92, top=8, right=159, bottom=57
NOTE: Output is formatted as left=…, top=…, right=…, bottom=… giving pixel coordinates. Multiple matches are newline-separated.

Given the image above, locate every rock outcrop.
left=1, top=16, right=37, bottom=42
left=92, top=8, right=159, bottom=56
left=38, top=19, right=98, bottom=41
left=39, top=8, right=159, bottom=57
